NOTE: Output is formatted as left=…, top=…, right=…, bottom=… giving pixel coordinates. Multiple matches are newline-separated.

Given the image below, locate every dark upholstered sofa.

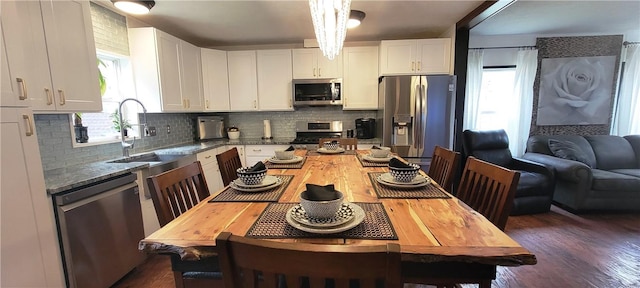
left=523, top=135, right=640, bottom=212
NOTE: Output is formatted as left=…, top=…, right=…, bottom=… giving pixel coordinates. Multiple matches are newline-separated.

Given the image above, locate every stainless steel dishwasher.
left=53, top=172, right=145, bottom=288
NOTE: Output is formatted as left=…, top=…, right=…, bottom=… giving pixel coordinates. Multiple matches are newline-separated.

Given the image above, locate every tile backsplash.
left=35, top=107, right=376, bottom=170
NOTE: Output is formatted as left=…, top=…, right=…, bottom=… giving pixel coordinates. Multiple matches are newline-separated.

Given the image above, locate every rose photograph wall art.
left=536, top=56, right=616, bottom=125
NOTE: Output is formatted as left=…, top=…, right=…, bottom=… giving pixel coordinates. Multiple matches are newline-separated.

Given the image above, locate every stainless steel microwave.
left=292, top=78, right=342, bottom=106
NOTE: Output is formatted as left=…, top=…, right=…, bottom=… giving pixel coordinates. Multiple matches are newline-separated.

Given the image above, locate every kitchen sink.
left=109, top=152, right=197, bottom=199
left=108, top=152, right=186, bottom=164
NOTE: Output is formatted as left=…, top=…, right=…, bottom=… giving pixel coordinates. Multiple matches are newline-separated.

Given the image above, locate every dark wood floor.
left=112, top=205, right=640, bottom=288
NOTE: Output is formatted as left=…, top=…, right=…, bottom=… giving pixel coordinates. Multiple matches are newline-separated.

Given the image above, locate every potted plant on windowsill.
left=111, top=109, right=132, bottom=138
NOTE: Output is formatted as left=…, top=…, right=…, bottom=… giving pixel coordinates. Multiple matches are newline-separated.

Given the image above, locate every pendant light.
left=309, top=0, right=352, bottom=60
left=112, top=0, right=155, bottom=15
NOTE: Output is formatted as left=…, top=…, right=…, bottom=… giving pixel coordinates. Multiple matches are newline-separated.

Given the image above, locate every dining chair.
left=427, top=145, right=461, bottom=192
left=216, top=147, right=243, bottom=186
left=146, top=161, right=223, bottom=288
left=404, top=157, right=519, bottom=288
left=319, top=137, right=358, bottom=150
left=456, top=156, right=520, bottom=231
left=216, top=231, right=402, bottom=288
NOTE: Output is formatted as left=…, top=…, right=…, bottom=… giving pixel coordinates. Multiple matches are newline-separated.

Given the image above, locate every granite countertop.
left=44, top=137, right=381, bottom=195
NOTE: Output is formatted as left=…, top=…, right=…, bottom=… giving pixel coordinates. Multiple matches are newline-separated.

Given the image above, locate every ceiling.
left=111, top=0, right=640, bottom=48
left=118, top=0, right=484, bottom=48
left=471, top=1, right=640, bottom=38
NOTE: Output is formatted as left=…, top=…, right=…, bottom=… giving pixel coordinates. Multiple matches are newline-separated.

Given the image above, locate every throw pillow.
left=548, top=139, right=592, bottom=167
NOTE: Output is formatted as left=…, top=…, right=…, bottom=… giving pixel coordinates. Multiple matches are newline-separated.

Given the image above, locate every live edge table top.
left=139, top=150, right=536, bottom=267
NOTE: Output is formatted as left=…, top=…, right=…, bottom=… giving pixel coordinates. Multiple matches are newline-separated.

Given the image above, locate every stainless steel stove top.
left=289, top=121, right=343, bottom=144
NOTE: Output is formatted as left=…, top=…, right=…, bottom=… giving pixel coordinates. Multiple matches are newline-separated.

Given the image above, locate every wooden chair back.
left=456, top=157, right=519, bottom=231
left=216, top=147, right=243, bottom=186
left=216, top=232, right=402, bottom=288
left=319, top=138, right=358, bottom=150
left=146, top=161, right=210, bottom=227
left=427, top=146, right=461, bottom=191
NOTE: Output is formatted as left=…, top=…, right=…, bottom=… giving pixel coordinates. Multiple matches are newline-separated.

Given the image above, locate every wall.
left=469, top=33, right=630, bottom=136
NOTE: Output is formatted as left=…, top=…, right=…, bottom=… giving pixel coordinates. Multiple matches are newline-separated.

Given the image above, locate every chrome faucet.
left=119, top=98, right=147, bottom=157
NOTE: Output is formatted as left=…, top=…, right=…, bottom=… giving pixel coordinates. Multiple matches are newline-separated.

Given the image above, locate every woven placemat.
left=264, top=157, right=307, bottom=169
left=356, top=154, right=390, bottom=167
left=368, top=172, right=451, bottom=199
left=208, top=175, right=294, bottom=202
left=306, top=150, right=357, bottom=156
left=246, top=202, right=397, bottom=240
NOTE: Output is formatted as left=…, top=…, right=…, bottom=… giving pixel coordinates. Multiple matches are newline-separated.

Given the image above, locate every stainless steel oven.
left=293, top=78, right=342, bottom=106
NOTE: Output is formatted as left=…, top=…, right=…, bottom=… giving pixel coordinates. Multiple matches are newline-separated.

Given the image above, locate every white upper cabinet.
left=2, top=0, right=102, bottom=112
left=227, top=50, right=258, bottom=111
left=292, top=48, right=342, bottom=79
left=0, top=1, right=28, bottom=107
left=379, top=38, right=451, bottom=75
left=128, top=27, right=203, bottom=112
left=257, top=49, right=293, bottom=111
left=179, top=41, right=204, bottom=111
left=342, top=46, right=379, bottom=110
left=201, top=49, right=230, bottom=111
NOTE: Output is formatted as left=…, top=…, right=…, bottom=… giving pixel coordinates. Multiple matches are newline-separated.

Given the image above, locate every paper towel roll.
left=263, top=119, right=272, bottom=139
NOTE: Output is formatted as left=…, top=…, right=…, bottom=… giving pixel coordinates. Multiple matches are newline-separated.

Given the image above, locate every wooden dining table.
left=139, top=149, right=536, bottom=285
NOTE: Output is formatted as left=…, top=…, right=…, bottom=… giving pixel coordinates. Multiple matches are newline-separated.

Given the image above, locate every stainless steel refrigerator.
left=377, top=75, right=456, bottom=169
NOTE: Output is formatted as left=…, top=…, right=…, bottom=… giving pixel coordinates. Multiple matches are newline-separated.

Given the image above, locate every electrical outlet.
left=166, top=125, right=171, bottom=134
left=146, top=126, right=157, bottom=136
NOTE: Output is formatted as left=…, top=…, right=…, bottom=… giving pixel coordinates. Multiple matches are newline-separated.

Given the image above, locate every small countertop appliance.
left=355, top=118, right=376, bottom=139
left=197, top=116, right=225, bottom=140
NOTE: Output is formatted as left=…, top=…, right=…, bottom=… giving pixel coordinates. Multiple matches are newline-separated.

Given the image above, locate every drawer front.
left=197, top=148, right=219, bottom=165
left=245, top=145, right=289, bottom=157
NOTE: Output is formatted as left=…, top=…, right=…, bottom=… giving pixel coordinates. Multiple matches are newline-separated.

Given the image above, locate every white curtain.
left=612, top=45, right=640, bottom=136
left=508, top=48, right=538, bottom=156
left=463, top=49, right=484, bottom=130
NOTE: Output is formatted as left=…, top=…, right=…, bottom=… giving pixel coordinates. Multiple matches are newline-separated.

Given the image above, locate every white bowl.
left=370, top=146, right=391, bottom=158
left=228, top=131, right=240, bottom=140
left=275, top=150, right=295, bottom=160
left=388, top=163, right=420, bottom=182
left=300, top=191, right=344, bottom=219
left=323, top=141, right=339, bottom=150
left=236, top=167, right=267, bottom=185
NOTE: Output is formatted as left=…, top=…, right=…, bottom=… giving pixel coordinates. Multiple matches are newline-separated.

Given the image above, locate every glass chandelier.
left=309, top=0, right=352, bottom=60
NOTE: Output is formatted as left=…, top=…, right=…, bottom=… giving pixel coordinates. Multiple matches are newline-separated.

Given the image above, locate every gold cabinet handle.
left=17, top=78, right=27, bottom=100
left=205, top=155, right=212, bottom=159
left=22, top=114, right=34, bottom=136
left=318, top=68, right=321, bottom=77
left=45, top=88, right=53, bottom=105
left=412, top=61, right=415, bottom=71
left=253, top=100, right=257, bottom=109
left=187, top=99, right=190, bottom=108
left=289, top=98, right=292, bottom=108
left=418, top=61, right=422, bottom=71
left=313, top=68, right=316, bottom=77
left=58, top=89, right=65, bottom=105
left=205, top=99, right=210, bottom=109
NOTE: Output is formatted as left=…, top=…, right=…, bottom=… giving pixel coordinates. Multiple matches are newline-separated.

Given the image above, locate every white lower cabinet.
left=198, top=148, right=224, bottom=191
left=245, top=145, right=289, bottom=166
left=1, top=108, right=65, bottom=287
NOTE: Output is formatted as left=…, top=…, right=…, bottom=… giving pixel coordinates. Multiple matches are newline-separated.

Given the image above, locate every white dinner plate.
left=376, top=173, right=430, bottom=188
left=230, top=177, right=283, bottom=192
left=362, top=154, right=393, bottom=163
left=286, top=203, right=365, bottom=234
left=289, top=203, right=356, bottom=228
left=233, top=175, right=279, bottom=188
left=268, top=155, right=304, bottom=164
left=317, top=147, right=345, bottom=154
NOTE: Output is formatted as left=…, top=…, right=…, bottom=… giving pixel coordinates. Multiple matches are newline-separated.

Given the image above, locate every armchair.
left=462, top=129, right=555, bottom=215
